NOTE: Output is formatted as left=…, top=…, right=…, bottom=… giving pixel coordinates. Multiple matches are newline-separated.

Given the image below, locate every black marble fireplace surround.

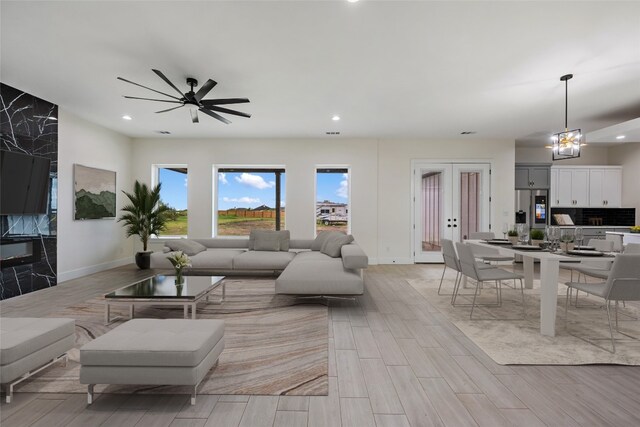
left=0, top=83, right=58, bottom=300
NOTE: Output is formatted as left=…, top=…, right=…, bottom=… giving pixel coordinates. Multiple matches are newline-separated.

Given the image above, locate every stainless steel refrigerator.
left=515, top=189, right=548, bottom=230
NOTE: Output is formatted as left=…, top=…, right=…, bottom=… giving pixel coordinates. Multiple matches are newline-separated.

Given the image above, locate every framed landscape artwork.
left=74, top=164, right=116, bottom=220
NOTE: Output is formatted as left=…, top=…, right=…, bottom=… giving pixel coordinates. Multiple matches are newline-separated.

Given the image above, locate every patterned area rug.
left=18, top=278, right=329, bottom=396
left=407, top=276, right=640, bottom=365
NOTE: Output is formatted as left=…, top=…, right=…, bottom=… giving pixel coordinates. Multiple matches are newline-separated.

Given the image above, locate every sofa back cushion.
left=249, top=230, right=291, bottom=251
left=311, top=230, right=346, bottom=251
left=165, top=239, right=207, bottom=256
left=321, top=234, right=354, bottom=258
left=193, top=238, right=249, bottom=249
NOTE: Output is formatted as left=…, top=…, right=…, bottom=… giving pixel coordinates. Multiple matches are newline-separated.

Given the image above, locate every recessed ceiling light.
left=332, top=115, right=341, bottom=121
left=616, top=135, right=625, bottom=140
left=347, top=0, right=359, bottom=3
left=122, top=115, right=132, bottom=120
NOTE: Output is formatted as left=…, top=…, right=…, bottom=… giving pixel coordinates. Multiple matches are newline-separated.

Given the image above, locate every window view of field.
left=316, top=170, right=349, bottom=235
left=157, top=167, right=188, bottom=236
left=217, top=170, right=285, bottom=236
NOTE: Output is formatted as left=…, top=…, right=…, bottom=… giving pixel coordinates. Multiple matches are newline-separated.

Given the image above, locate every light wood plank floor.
left=1, top=263, right=640, bottom=426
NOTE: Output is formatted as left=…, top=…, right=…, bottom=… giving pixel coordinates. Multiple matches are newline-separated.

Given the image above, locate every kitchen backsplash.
left=550, top=208, right=636, bottom=226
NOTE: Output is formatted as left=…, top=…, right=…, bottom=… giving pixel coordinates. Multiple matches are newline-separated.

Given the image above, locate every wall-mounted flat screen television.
left=0, top=150, right=51, bottom=215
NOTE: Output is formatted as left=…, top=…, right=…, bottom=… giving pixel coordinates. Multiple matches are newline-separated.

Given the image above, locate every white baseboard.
left=58, top=257, right=133, bottom=283
left=376, top=257, right=414, bottom=265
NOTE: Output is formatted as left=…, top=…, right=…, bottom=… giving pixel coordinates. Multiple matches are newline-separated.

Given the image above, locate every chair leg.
left=565, top=287, right=571, bottom=329
left=469, top=280, right=482, bottom=320
left=519, top=278, right=526, bottom=319
left=606, top=301, right=616, bottom=353
left=615, top=300, right=619, bottom=330
left=450, top=272, right=461, bottom=305
left=437, top=265, right=447, bottom=295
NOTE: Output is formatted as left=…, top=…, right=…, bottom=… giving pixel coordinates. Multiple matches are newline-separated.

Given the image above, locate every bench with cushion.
left=80, top=318, right=224, bottom=405
left=0, top=317, right=75, bottom=403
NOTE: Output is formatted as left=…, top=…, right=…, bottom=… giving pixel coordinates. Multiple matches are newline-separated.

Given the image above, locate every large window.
left=316, top=168, right=349, bottom=235
left=155, top=166, right=188, bottom=237
left=216, top=168, right=285, bottom=236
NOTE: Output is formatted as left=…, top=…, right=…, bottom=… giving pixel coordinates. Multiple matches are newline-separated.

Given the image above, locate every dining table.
left=466, top=240, right=614, bottom=337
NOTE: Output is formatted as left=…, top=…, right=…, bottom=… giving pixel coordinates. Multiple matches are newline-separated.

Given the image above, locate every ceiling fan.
left=117, top=69, right=250, bottom=124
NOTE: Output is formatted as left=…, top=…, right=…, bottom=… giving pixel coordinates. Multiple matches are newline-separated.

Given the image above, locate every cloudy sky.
left=158, top=169, right=348, bottom=211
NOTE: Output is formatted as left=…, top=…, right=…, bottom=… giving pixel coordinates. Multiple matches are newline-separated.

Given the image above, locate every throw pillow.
left=254, top=233, right=281, bottom=251
left=165, top=239, right=207, bottom=256
left=320, top=234, right=354, bottom=258
left=249, top=230, right=291, bottom=251
left=311, top=230, right=345, bottom=251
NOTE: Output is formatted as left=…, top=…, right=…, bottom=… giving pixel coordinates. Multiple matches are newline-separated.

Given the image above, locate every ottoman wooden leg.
left=87, top=384, right=94, bottom=404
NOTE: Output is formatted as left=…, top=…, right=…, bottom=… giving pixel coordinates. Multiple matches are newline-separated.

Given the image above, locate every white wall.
left=131, top=137, right=516, bottom=264
left=57, top=109, right=134, bottom=281
left=515, top=146, right=609, bottom=165
left=608, top=142, right=640, bottom=223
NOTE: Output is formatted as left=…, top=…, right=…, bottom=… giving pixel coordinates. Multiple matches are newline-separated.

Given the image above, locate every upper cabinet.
left=515, top=165, right=550, bottom=189
left=589, top=168, right=621, bottom=207
left=550, top=166, right=622, bottom=208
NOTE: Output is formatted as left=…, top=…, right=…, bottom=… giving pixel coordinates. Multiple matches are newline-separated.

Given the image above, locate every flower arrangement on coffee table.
left=167, top=251, right=191, bottom=285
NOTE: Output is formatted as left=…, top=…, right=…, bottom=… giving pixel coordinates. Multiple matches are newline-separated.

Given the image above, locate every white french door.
left=413, top=163, right=491, bottom=263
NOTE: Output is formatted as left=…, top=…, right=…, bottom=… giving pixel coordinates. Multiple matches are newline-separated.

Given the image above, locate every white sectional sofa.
left=150, top=231, right=368, bottom=296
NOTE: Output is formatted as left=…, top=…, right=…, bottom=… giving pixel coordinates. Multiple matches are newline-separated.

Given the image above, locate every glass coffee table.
left=104, top=275, right=225, bottom=324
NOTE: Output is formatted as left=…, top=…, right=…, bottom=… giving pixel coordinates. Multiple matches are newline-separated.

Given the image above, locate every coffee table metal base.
left=104, top=280, right=225, bottom=325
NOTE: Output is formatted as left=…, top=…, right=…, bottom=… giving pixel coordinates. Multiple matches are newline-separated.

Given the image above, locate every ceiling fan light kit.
left=552, top=73, right=582, bottom=161
left=117, top=69, right=251, bottom=124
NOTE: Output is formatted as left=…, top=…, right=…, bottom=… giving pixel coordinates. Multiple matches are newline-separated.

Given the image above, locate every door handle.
left=447, top=224, right=452, bottom=228
left=453, top=224, right=458, bottom=228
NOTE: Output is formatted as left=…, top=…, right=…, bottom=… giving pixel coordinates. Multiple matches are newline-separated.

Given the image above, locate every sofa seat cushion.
left=80, top=319, right=224, bottom=367
left=189, top=249, right=246, bottom=269
left=0, top=317, right=75, bottom=365
left=233, top=250, right=296, bottom=270
left=292, top=251, right=334, bottom=262
left=276, top=259, right=364, bottom=295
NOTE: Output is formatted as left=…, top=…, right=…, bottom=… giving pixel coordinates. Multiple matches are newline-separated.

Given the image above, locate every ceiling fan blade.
left=124, top=96, right=182, bottom=104
left=152, top=69, right=186, bottom=98
left=156, top=105, right=184, bottom=114
left=201, top=98, right=250, bottom=106
left=190, top=109, right=199, bottom=123
left=117, top=77, right=182, bottom=100
left=199, top=108, right=231, bottom=124
left=207, top=105, right=251, bottom=118
left=194, top=79, right=217, bottom=102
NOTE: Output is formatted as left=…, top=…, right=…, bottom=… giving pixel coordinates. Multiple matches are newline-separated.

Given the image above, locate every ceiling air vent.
left=156, top=130, right=171, bottom=135
left=325, top=131, right=341, bottom=135
left=460, top=131, right=477, bottom=135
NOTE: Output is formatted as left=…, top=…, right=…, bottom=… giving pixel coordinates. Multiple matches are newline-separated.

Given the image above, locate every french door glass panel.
left=414, top=163, right=490, bottom=263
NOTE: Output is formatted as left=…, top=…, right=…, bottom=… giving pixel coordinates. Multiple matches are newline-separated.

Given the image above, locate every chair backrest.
left=455, top=242, right=480, bottom=280
left=588, top=239, right=614, bottom=252
left=441, top=239, right=460, bottom=272
left=469, top=232, right=495, bottom=240
left=606, top=234, right=624, bottom=252
left=624, top=243, right=640, bottom=254
left=604, top=254, right=640, bottom=302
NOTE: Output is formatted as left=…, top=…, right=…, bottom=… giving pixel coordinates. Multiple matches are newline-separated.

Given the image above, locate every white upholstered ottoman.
left=80, top=318, right=224, bottom=405
left=0, top=317, right=75, bottom=403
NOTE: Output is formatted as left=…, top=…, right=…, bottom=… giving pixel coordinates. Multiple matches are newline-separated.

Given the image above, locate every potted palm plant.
left=118, top=181, right=169, bottom=269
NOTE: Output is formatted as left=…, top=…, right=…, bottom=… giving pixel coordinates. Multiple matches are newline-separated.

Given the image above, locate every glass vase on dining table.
left=516, top=223, right=529, bottom=245
left=574, top=227, right=584, bottom=249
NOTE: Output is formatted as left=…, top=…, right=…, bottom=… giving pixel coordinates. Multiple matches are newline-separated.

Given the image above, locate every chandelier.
left=551, top=74, right=582, bottom=160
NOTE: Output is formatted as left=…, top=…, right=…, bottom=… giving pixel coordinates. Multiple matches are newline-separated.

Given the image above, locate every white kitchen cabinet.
left=551, top=166, right=622, bottom=208
left=589, top=168, right=621, bottom=207
left=552, top=168, right=589, bottom=206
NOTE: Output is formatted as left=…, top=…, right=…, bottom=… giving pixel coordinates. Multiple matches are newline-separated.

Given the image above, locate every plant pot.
left=561, top=242, right=575, bottom=253
left=135, top=251, right=152, bottom=269
left=531, top=239, right=543, bottom=247
left=508, top=236, right=519, bottom=245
